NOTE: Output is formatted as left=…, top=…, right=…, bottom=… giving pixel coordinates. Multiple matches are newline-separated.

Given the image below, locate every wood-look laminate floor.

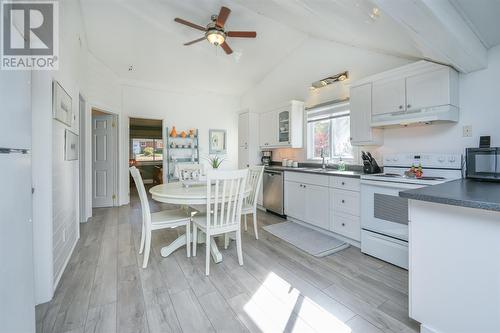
left=36, top=188, right=419, bottom=333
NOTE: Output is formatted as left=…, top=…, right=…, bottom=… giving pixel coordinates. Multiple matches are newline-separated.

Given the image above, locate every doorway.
left=129, top=117, right=164, bottom=187
left=92, top=109, right=119, bottom=208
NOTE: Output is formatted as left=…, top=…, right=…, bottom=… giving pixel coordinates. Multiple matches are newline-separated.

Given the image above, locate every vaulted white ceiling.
left=79, top=0, right=500, bottom=95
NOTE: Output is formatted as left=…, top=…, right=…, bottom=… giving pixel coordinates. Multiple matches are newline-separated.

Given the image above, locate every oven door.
left=361, top=180, right=424, bottom=242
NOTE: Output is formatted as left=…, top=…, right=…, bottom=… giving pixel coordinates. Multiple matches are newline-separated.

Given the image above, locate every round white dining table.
left=149, top=182, right=251, bottom=263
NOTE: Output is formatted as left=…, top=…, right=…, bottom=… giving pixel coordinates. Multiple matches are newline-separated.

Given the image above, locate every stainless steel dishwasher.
left=263, top=169, right=284, bottom=216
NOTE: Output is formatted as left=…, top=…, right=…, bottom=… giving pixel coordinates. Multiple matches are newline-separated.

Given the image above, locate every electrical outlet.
left=463, top=125, right=472, bottom=137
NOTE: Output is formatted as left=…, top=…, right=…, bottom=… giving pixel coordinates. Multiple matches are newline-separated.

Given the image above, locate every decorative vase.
left=170, top=126, right=177, bottom=137
left=181, top=131, right=187, bottom=138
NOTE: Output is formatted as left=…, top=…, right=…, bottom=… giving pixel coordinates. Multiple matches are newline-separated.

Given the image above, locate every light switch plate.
left=463, top=125, right=472, bottom=137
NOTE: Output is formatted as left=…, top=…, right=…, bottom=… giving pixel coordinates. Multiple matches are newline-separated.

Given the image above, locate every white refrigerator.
left=0, top=71, right=36, bottom=332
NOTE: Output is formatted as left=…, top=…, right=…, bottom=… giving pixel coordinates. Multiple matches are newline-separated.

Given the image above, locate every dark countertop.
left=264, top=165, right=363, bottom=178
left=400, top=179, right=500, bottom=212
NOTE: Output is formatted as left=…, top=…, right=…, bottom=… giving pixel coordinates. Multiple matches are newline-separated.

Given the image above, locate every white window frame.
left=306, top=100, right=358, bottom=164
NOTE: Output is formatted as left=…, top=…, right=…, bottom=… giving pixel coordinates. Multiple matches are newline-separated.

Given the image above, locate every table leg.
left=160, top=232, right=222, bottom=263
left=160, top=234, right=186, bottom=257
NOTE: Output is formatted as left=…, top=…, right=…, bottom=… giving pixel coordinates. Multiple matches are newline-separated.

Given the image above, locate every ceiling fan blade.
left=216, top=6, right=231, bottom=28
left=184, top=37, right=206, bottom=46
left=226, top=31, right=257, bottom=38
left=174, top=18, right=206, bottom=31
left=220, top=41, right=233, bottom=55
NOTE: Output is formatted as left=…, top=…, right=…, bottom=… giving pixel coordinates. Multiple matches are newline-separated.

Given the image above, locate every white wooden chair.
left=192, top=169, right=248, bottom=275
left=176, top=163, right=204, bottom=181
left=130, top=166, right=191, bottom=268
left=241, top=166, right=264, bottom=239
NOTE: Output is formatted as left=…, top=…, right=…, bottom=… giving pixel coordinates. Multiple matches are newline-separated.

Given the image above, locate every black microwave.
left=466, top=148, right=500, bottom=181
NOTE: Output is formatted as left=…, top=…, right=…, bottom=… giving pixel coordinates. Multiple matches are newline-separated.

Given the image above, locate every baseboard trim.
left=52, top=234, right=79, bottom=292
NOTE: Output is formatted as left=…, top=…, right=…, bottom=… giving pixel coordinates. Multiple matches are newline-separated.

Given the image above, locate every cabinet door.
left=284, top=181, right=305, bottom=221
left=406, top=68, right=450, bottom=111
left=238, top=113, right=249, bottom=148
left=259, top=111, right=276, bottom=147
left=305, top=184, right=329, bottom=230
left=277, top=110, right=290, bottom=145
left=350, top=83, right=372, bottom=144
left=372, top=78, right=406, bottom=115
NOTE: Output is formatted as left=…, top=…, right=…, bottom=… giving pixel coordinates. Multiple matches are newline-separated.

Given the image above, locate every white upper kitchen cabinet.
left=353, top=61, right=459, bottom=127
left=259, top=110, right=276, bottom=148
left=238, top=111, right=260, bottom=169
left=372, top=77, right=406, bottom=116
left=259, top=100, right=304, bottom=148
left=349, top=83, right=383, bottom=146
left=405, top=67, right=458, bottom=112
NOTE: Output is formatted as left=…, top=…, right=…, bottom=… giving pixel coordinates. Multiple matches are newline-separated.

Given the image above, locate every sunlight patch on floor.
left=244, top=272, right=352, bottom=332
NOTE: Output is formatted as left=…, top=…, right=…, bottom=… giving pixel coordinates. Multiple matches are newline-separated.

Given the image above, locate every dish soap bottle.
left=338, top=157, right=346, bottom=171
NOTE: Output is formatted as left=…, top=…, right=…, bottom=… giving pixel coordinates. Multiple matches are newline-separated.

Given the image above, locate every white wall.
left=240, top=37, right=412, bottom=163
left=378, top=45, right=500, bottom=156
left=120, top=84, right=240, bottom=204
left=32, top=0, right=89, bottom=304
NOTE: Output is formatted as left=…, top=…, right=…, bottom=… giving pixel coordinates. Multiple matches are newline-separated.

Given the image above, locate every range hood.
left=371, top=105, right=459, bottom=128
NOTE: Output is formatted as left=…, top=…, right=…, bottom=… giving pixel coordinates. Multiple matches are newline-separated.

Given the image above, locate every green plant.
left=143, top=146, right=154, bottom=156
left=206, top=155, right=225, bottom=169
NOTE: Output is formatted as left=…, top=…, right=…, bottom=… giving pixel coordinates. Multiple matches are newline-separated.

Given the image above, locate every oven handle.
left=360, top=179, right=425, bottom=190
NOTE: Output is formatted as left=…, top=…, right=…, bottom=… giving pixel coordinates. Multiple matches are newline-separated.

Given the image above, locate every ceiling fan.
left=174, top=6, right=257, bottom=55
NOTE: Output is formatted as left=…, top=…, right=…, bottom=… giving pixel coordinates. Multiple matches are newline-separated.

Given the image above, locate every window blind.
left=306, top=99, right=350, bottom=123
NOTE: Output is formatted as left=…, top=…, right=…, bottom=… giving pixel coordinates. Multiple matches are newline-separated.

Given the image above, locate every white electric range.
left=360, top=153, right=463, bottom=269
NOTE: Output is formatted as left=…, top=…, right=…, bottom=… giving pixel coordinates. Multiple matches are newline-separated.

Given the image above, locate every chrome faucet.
left=320, top=148, right=327, bottom=169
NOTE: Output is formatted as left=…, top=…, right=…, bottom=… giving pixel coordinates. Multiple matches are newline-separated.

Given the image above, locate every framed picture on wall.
left=65, top=129, right=79, bottom=161
left=53, top=80, right=73, bottom=126
left=209, top=129, right=227, bottom=154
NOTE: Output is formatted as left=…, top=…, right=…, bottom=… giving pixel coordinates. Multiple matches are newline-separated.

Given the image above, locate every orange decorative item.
left=170, top=126, right=177, bottom=137
left=181, top=131, right=187, bottom=138
left=189, top=129, right=195, bottom=138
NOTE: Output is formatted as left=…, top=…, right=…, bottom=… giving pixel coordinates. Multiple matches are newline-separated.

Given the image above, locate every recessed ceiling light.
left=370, top=7, right=381, bottom=20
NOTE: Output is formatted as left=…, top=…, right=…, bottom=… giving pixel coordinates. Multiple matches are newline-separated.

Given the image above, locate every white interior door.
left=238, top=113, right=249, bottom=168
left=92, top=114, right=116, bottom=207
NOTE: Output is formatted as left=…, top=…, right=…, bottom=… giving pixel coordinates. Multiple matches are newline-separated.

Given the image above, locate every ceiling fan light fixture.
left=206, top=30, right=226, bottom=45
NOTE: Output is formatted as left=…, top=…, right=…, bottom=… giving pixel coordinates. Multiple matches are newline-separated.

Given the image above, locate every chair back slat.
left=245, top=166, right=264, bottom=208
left=129, top=166, right=151, bottom=228
left=206, top=169, right=248, bottom=230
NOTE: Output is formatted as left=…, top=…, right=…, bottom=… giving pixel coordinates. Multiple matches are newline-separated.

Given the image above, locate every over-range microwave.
left=466, top=148, right=500, bottom=181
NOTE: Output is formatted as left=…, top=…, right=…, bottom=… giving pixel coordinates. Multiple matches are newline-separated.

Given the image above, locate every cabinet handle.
left=407, top=104, right=411, bottom=108
left=341, top=199, right=345, bottom=203
left=341, top=181, right=345, bottom=185
left=399, top=105, right=403, bottom=110
left=342, top=223, right=345, bottom=227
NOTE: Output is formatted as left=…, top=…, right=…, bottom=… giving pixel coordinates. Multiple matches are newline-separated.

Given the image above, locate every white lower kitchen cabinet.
left=329, top=177, right=361, bottom=241
left=304, top=183, right=330, bottom=230
left=284, top=180, right=306, bottom=221
left=284, top=172, right=361, bottom=242
left=284, top=180, right=329, bottom=229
